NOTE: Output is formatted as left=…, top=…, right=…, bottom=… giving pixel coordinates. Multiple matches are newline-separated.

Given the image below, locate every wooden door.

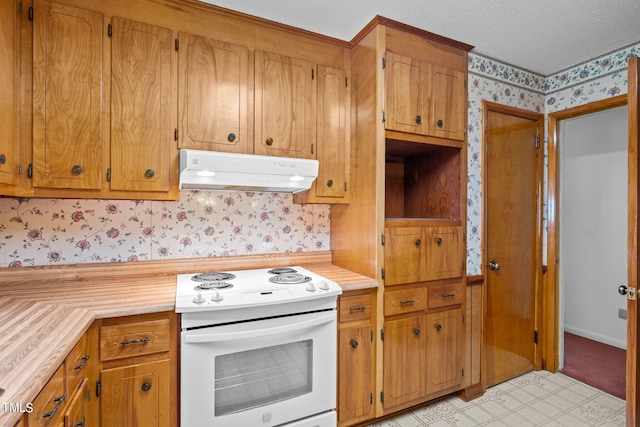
left=178, top=33, right=250, bottom=153
left=0, top=0, right=18, bottom=188
left=384, top=227, right=425, bottom=286
left=338, top=325, right=374, bottom=424
left=382, top=315, right=425, bottom=411
left=110, top=17, right=174, bottom=193
left=627, top=55, right=640, bottom=426
left=32, top=1, right=103, bottom=190
left=254, top=50, right=316, bottom=159
left=385, top=52, right=427, bottom=135
left=425, top=308, right=463, bottom=395
left=101, top=360, right=171, bottom=427
left=484, top=102, right=543, bottom=387
left=429, top=65, right=466, bottom=141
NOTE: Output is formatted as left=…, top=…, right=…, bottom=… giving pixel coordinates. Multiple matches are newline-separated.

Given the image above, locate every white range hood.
left=179, top=149, right=319, bottom=193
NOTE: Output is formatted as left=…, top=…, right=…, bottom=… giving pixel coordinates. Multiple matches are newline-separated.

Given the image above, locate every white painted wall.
left=560, top=105, right=627, bottom=349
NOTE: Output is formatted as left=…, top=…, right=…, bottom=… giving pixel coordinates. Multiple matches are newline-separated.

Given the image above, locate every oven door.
left=180, top=310, right=337, bottom=427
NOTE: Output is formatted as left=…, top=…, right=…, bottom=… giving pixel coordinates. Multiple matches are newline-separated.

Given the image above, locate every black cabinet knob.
left=327, top=179, right=333, bottom=187
left=145, top=169, right=155, bottom=178
left=227, top=133, right=236, bottom=142
left=350, top=340, right=359, bottom=349
left=141, top=382, right=152, bottom=392
left=0, top=154, right=5, bottom=164
left=265, top=137, right=274, bottom=146
left=437, top=119, right=444, bottom=127
left=415, top=115, right=422, bottom=124
left=72, top=165, right=83, bottom=175
left=415, top=238, right=421, bottom=246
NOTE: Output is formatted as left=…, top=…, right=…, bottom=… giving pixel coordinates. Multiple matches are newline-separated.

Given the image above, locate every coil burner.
left=191, top=272, right=236, bottom=282
left=267, top=267, right=298, bottom=275
left=194, top=282, right=234, bottom=290
left=268, top=273, right=312, bottom=285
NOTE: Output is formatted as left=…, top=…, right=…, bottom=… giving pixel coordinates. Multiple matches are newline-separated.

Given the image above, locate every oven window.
left=214, top=339, right=313, bottom=415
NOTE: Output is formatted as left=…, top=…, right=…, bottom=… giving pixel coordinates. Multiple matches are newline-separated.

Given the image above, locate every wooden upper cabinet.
left=429, top=66, right=466, bottom=140
left=385, top=52, right=426, bottom=135
left=0, top=0, right=19, bottom=188
left=110, top=17, right=175, bottom=192
left=385, top=51, right=466, bottom=141
left=254, top=50, right=316, bottom=159
left=178, top=33, right=250, bottom=153
left=384, top=226, right=425, bottom=286
left=32, top=1, right=103, bottom=190
left=425, top=226, right=464, bottom=280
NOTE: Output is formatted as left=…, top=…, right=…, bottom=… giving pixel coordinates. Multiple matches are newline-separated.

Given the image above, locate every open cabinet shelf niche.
left=385, top=139, right=461, bottom=221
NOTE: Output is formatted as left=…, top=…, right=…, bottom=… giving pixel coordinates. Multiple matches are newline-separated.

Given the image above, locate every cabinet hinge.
left=106, top=168, right=111, bottom=182
left=18, top=164, right=22, bottom=175
left=462, top=314, right=465, bottom=324
left=174, top=128, right=179, bottom=141
left=535, top=133, right=541, bottom=149
left=311, top=143, right=314, bottom=155
left=107, top=23, right=112, bottom=38
left=27, top=163, right=33, bottom=179
left=382, top=111, right=386, bottom=123
left=19, top=2, right=22, bottom=13
left=381, top=234, right=385, bottom=246
left=462, top=368, right=465, bottom=377
left=345, top=76, right=348, bottom=87
left=344, top=181, right=347, bottom=192
left=371, top=330, right=374, bottom=342
left=380, top=391, right=384, bottom=403
left=175, top=38, right=179, bottom=51
left=382, top=57, right=386, bottom=69
left=311, top=68, right=314, bottom=80
left=370, top=393, right=373, bottom=405
left=96, top=380, right=101, bottom=397
left=380, top=329, right=384, bottom=341
left=534, top=330, right=539, bottom=344
left=381, top=268, right=385, bottom=280
left=28, top=6, right=33, bottom=22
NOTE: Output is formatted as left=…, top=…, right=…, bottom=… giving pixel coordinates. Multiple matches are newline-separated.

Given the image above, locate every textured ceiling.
left=200, top=0, right=640, bottom=76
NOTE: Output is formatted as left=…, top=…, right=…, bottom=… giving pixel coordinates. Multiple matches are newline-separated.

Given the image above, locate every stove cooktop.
left=175, top=266, right=342, bottom=313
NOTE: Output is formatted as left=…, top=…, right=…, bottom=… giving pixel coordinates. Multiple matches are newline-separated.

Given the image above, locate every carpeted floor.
left=561, top=332, right=626, bottom=399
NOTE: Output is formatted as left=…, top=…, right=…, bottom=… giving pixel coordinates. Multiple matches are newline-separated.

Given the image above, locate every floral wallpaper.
left=0, top=192, right=330, bottom=267
left=0, top=41, right=638, bottom=271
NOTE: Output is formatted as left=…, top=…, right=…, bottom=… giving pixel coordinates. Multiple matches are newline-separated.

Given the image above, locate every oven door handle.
left=184, top=312, right=335, bottom=343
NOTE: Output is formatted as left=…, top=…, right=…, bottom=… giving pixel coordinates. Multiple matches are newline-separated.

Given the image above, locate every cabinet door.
left=384, top=227, right=425, bottom=285
left=382, top=315, right=425, bottom=411
left=101, top=359, right=171, bottom=427
left=316, top=64, right=348, bottom=198
left=254, top=50, right=316, bottom=159
left=385, top=52, right=427, bottom=135
left=425, top=309, right=463, bottom=395
left=338, top=325, right=374, bottom=424
left=0, top=0, right=19, bottom=187
left=32, top=1, right=103, bottom=190
left=425, top=226, right=464, bottom=280
left=64, top=378, right=88, bottom=427
left=110, top=17, right=174, bottom=192
left=178, top=33, right=250, bottom=153
left=429, top=66, right=466, bottom=141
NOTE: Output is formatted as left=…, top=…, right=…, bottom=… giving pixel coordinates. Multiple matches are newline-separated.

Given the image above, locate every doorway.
left=483, top=102, right=544, bottom=387
left=548, top=98, right=628, bottom=399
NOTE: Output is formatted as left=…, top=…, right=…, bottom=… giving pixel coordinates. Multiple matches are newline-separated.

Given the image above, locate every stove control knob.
left=319, top=280, right=330, bottom=291
left=212, top=290, right=224, bottom=302
left=306, top=282, right=316, bottom=292
left=193, top=292, right=205, bottom=304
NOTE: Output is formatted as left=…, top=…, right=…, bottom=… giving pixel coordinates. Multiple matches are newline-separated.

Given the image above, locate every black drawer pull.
left=120, top=337, right=150, bottom=346
left=43, top=394, right=65, bottom=419
left=400, top=299, right=416, bottom=306
left=74, top=354, right=90, bottom=370
left=442, top=293, right=456, bottom=299
left=349, top=305, right=366, bottom=313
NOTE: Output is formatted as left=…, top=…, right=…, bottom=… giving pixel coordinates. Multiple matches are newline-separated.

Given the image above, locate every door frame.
left=545, top=94, right=627, bottom=373
left=482, top=101, right=545, bottom=386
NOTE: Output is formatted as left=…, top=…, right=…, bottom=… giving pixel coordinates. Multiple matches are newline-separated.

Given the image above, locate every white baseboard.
left=563, top=325, right=626, bottom=350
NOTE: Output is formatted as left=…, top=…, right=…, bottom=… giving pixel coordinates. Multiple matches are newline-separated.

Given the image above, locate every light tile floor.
left=367, top=371, right=625, bottom=426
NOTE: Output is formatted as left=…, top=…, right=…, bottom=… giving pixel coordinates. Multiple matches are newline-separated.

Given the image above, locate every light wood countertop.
left=0, top=251, right=377, bottom=426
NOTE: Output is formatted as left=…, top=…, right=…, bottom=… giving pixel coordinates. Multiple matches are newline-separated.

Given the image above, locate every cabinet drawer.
left=100, top=319, right=170, bottom=361
left=339, top=293, right=373, bottom=322
left=384, top=287, right=427, bottom=316
left=64, top=378, right=88, bottom=427
left=65, top=334, right=89, bottom=395
left=28, top=364, right=66, bottom=427
left=427, top=282, right=464, bottom=309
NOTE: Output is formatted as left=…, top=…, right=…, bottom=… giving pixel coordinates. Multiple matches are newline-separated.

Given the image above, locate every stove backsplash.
left=0, top=191, right=330, bottom=267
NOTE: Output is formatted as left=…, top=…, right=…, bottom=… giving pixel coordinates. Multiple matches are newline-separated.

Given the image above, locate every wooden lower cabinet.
left=100, top=360, right=171, bottom=427
left=97, top=312, right=178, bottom=427
left=337, top=291, right=376, bottom=427
left=381, top=286, right=465, bottom=415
